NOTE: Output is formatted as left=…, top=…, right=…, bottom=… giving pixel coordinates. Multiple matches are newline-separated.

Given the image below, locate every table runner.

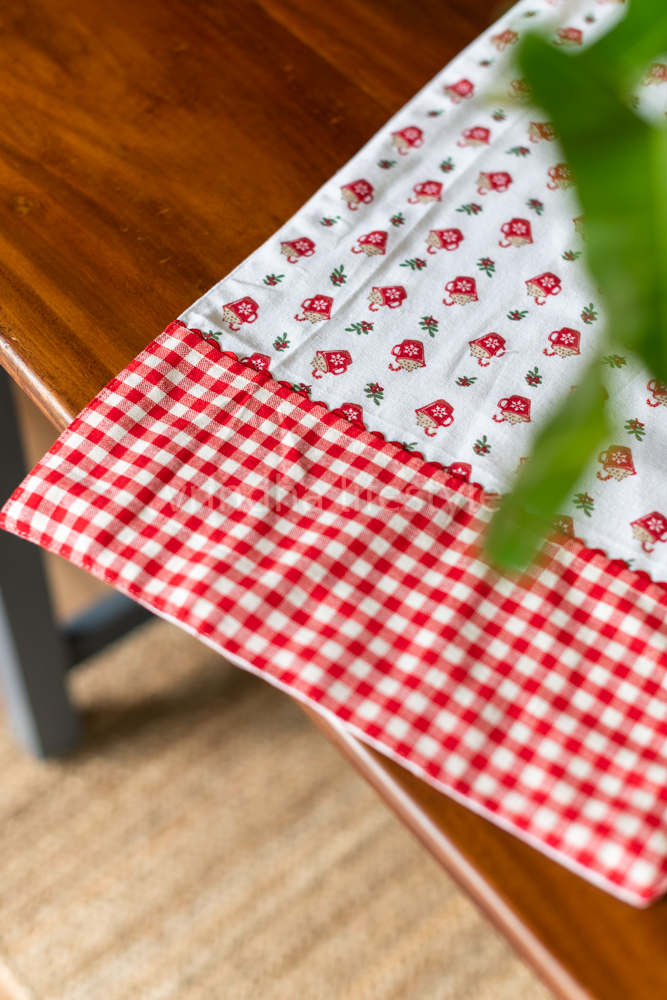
left=4, top=0, right=667, bottom=907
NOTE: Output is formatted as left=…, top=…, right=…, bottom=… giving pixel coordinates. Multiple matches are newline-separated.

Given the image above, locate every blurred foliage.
left=485, top=0, right=667, bottom=570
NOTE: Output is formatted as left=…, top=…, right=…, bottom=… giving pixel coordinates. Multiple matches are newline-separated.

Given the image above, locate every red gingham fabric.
left=3, top=321, right=667, bottom=907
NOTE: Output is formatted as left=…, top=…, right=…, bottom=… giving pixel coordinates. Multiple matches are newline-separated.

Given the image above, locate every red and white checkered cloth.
left=3, top=321, right=667, bottom=906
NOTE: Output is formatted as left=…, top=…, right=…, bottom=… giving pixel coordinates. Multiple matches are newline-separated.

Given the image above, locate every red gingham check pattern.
left=3, top=321, right=667, bottom=907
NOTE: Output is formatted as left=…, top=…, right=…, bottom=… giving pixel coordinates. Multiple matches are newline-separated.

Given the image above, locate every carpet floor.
left=0, top=619, right=554, bottom=1000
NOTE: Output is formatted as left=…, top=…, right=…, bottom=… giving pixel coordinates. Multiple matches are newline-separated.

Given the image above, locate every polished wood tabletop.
left=1, top=2, right=667, bottom=999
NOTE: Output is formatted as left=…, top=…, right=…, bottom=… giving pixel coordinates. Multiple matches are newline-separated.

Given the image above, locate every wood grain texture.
left=2, top=1, right=667, bottom=998
left=0, top=0, right=493, bottom=428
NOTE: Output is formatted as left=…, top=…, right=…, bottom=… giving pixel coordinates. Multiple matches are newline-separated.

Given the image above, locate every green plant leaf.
left=485, top=366, right=607, bottom=570
left=520, top=31, right=667, bottom=375
left=486, top=1, right=667, bottom=571
left=591, top=0, right=667, bottom=88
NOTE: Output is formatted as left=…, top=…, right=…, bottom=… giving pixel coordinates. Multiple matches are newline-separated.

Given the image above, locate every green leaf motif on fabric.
left=573, top=492, right=595, bottom=518
left=419, top=315, right=439, bottom=337
left=202, top=331, right=222, bottom=344
left=457, top=203, right=483, bottom=216
left=364, top=382, right=384, bottom=406
left=625, top=417, right=646, bottom=441
left=330, top=265, right=347, bottom=287
left=602, top=354, right=627, bottom=368
left=581, top=303, right=598, bottom=325
left=345, top=320, right=374, bottom=336
left=401, top=257, right=428, bottom=271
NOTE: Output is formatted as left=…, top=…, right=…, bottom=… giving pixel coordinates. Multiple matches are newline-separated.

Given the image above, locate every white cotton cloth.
left=181, top=0, right=667, bottom=580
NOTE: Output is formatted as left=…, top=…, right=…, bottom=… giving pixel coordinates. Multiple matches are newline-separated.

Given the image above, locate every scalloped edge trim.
left=166, top=319, right=667, bottom=605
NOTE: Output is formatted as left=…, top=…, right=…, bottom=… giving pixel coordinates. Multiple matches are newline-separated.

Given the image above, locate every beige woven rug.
left=0, top=390, right=555, bottom=1000
left=0, top=620, right=553, bottom=1000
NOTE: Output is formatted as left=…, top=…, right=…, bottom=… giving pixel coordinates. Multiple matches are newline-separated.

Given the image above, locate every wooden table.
left=1, top=2, right=667, bottom=998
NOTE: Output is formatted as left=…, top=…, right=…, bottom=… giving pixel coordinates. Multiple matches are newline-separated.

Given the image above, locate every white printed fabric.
left=182, top=0, right=667, bottom=581
left=5, top=0, right=667, bottom=908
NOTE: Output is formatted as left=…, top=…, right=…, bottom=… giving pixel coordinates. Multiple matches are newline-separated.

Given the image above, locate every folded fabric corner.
left=3, top=320, right=667, bottom=907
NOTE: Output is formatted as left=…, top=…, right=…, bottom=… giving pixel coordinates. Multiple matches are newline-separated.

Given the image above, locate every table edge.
left=0, top=338, right=71, bottom=432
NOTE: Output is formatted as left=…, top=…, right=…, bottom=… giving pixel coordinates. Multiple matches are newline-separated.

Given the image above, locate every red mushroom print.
left=491, top=29, right=519, bottom=51
left=544, top=327, right=581, bottom=357
left=552, top=515, right=575, bottom=539
left=415, top=399, right=454, bottom=436
left=476, top=171, right=513, bottom=195
left=499, top=218, right=532, bottom=248
left=221, top=297, right=259, bottom=331
left=647, top=379, right=667, bottom=407
left=240, top=353, right=271, bottom=372
left=295, top=294, right=333, bottom=323
left=408, top=180, right=443, bottom=204
left=573, top=215, right=587, bottom=240
left=547, top=164, right=575, bottom=190
left=391, top=126, right=424, bottom=155
left=642, top=63, right=667, bottom=86
left=426, top=228, right=464, bottom=254
left=597, top=446, right=636, bottom=481
left=443, top=79, right=474, bottom=103
left=335, top=402, right=364, bottom=425
left=311, top=350, right=353, bottom=379
left=368, top=285, right=407, bottom=311
left=555, top=27, right=583, bottom=46
left=631, top=512, right=667, bottom=552
left=389, top=339, right=426, bottom=371
left=443, top=276, right=478, bottom=306
left=280, top=237, right=316, bottom=263
left=340, top=179, right=374, bottom=210
left=457, top=126, right=491, bottom=148
left=493, top=395, right=531, bottom=425
left=351, top=231, right=387, bottom=256
left=508, top=78, right=531, bottom=100
left=469, top=333, right=506, bottom=366
left=526, top=272, right=561, bottom=305
left=528, top=121, right=557, bottom=143
left=447, top=461, right=472, bottom=482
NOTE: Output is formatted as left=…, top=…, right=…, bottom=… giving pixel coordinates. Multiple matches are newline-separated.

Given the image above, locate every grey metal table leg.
left=0, top=366, right=81, bottom=756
